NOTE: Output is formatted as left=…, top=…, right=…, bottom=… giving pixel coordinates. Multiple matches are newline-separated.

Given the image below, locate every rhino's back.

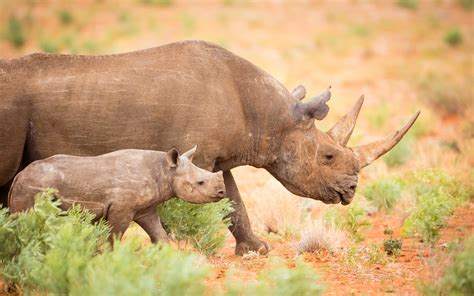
left=9, top=41, right=294, bottom=170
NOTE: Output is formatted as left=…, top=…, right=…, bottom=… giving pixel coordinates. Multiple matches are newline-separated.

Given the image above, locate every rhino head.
left=167, top=146, right=226, bottom=204
left=266, top=86, right=419, bottom=205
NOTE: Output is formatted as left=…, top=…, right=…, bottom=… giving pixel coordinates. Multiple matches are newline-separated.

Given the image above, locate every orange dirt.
left=206, top=202, right=474, bottom=295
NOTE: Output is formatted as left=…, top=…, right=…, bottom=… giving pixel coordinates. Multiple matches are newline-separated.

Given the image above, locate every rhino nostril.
left=350, top=185, right=357, bottom=192
left=217, top=190, right=225, bottom=198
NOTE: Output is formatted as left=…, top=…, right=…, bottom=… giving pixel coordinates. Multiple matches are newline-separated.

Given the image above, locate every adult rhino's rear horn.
left=294, top=86, right=331, bottom=121
left=327, top=95, right=364, bottom=146
left=352, top=111, right=420, bottom=169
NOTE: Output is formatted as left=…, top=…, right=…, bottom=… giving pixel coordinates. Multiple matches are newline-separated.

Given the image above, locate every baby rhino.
left=8, top=146, right=226, bottom=243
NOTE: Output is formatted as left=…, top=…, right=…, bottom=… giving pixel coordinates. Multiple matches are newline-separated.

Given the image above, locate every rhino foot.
left=235, top=237, right=270, bottom=256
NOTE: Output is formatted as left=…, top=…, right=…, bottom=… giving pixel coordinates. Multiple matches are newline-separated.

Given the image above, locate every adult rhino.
left=0, top=40, right=418, bottom=255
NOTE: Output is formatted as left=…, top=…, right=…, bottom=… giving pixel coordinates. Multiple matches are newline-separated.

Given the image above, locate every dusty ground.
left=1, top=0, right=473, bottom=295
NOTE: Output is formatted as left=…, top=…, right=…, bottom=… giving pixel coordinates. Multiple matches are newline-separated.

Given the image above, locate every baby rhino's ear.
left=166, top=148, right=180, bottom=168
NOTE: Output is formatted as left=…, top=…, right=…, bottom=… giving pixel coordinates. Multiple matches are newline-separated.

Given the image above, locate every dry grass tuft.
left=297, top=219, right=349, bottom=254
left=248, top=179, right=303, bottom=237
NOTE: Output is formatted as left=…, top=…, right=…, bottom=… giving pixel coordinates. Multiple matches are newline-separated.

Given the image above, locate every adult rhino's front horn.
left=327, top=95, right=420, bottom=169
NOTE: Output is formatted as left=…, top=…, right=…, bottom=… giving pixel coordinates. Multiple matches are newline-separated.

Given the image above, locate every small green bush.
left=397, top=0, right=418, bottom=10
left=83, top=239, right=210, bottom=296
left=57, top=10, right=74, bottom=25
left=39, top=38, right=60, bottom=53
left=383, top=136, right=413, bottom=167
left=445, top=27, right=463, bottom=46
left=459, top=0, right=474, bottom=9
left=158, top=198, right=233, bottom=256
left=343, top=204, right=370, bottom=242
left=141, top=0, right=172, bottom=6
left=0, top=189, right=110, bottom=293
left=367, top=243, right=388, bottom=266
left=402, top=169, right=469, bottom=246
left=363, top=178, right=402, bottom=211
left=383, top=238, right=402, bottom=256
left=421, top=237, right=474, bottom=295
left=1, top=191, right=214, bottom=295
left=226, top=257, right=325, bottom=296
left=5, top=16, right=25, bottom=48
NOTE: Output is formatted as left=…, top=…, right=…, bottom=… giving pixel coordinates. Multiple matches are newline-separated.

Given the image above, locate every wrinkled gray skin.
left=0, top=40, right=418, bottom=255
left=8, top=146, right=226, bottom=242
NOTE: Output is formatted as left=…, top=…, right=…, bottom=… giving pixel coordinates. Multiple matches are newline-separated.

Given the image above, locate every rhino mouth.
left=334, top=189, right=352, bottom=205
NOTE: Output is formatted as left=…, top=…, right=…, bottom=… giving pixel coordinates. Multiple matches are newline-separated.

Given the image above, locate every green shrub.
left=5, top=16, right=25, bottom=48
left=459, top=0, right=474, bottom=9
left=0, top=191, right=213, bottom=295
left=402, top=169, right=469, bottom=246
left=363, top=178, right=402, bottom=211
left=343, top=204, right=370, bottom=242
left=39, top=38, right=60, bottom=53
left=83, top=239, right=210, bottom=296
left=383, top=136, right=413, bottom=167
left=397, top=0, right=418, bottom=10
left=383, top=238, right=402, bottom=256
left=57, top=10, right=74, bottom=25
left=421, top=237, right=474, bottom=295
left=0, top=189, right=110, bottom=293
left=445, top=27, right=463, bottom=46
left=367, top=243, right=388, bottom=266
left=141, top=0, right=172, bottom=6
left=158, top=198, right=233, bottom=256
left=226, top=257, right=325, bottom=296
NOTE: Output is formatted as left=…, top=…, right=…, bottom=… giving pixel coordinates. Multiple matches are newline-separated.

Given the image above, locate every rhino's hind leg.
left=134, top=208, right=169, bottom=243
left=224, top=170, right=270, bottom=256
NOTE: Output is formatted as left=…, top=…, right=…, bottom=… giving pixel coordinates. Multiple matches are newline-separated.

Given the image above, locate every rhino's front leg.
left=134, top=208, right=170, bottom=243
left=224, top=170, right=270, bottom=256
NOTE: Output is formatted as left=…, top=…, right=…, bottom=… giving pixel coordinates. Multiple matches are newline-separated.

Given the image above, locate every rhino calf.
left=8, top=146, right=226, bottom=243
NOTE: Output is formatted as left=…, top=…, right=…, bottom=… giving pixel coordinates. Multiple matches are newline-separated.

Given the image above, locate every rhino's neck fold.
left=149, top=154, right=175, bottom=202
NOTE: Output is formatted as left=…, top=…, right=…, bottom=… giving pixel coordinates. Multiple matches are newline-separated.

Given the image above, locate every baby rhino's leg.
left=134, top=207, right=169, bottom=243
left=106, top=203, right=134, bottom=243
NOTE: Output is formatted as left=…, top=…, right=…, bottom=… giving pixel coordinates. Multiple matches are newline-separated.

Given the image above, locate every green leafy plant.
left=343, top=204, right=371, bottom=242
left=57, top=10, right=74, bottom=25
left=445, top=27, right=463, bottom=46
left=225, top=257, right=325, bottom=296
left=0, top=189, right=110, bottom=293
left=397, top=0, right=418, bottom=10
left=1, top=191, right=214, bottom=295
left=402, top=169, right=470, bottom=246
left=82, top=239, right=210, bottom=296
left=5, top=16, right=25, bottom=48
left=363, top=178, right=402, bottom=211
left=383, top=136, right=413, bottom=167
left=459, top=0, right=474, bottom=9
left=158, top=198, right=233, bottom=256
left=39, top=38, right=60, bottom=53
left=383, top=238, right=402, bottom=256
left=367, top=243, right=388, bottom=266
left=141, top=0, right=173, bottom=6
left=420, top=237, right=474, bottom=295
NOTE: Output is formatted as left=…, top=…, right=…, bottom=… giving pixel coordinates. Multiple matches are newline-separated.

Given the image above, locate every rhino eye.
left=324, top=154, right=334, bottom=161
left=197, top=181, right=205, bottom=186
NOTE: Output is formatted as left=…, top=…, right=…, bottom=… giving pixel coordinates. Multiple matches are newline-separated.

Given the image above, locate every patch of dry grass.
left=297, top=219, right=349, bottom=254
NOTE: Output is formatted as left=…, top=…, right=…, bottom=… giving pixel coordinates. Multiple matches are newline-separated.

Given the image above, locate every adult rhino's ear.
left=293, top=86, right=331, bottom=121
left=166, top=148, right=180, bottom=168
left=292, top=85, right=306, bottom=101
left=182, top=145, right=197, bottom=162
